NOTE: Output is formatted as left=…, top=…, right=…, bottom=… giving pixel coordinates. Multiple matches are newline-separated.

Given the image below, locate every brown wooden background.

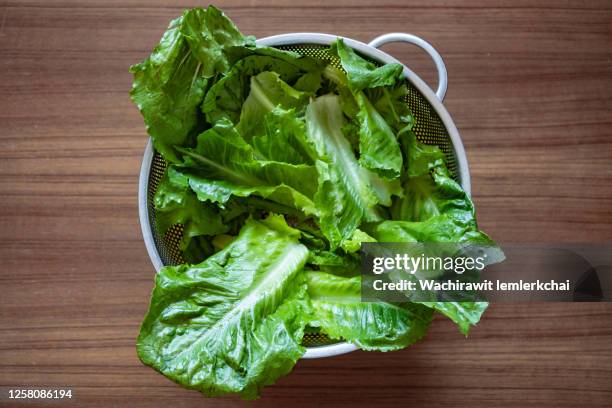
left=1, top=0, right=611, bottom=407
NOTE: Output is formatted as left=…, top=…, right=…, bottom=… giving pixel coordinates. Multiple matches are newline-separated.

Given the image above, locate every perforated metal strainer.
left=139, top=32, right=470, bottom=359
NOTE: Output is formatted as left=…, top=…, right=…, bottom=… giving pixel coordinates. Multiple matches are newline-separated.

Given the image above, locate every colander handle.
left=368, top=33, right=448, bottom=101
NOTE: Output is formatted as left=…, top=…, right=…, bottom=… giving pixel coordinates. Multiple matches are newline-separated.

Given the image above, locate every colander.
left=138, top=32, right=471, bottom=359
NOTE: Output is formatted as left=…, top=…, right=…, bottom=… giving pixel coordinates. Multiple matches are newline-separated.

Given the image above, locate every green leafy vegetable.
left=330, top=39, right=405, bottom=179
left=354, top=91, right=404, bottom=178
left=331, top=38, right=404, bottom=92
left=132, top=6, right=499, bottom=399
left=202, top=52, right=320, bottom=127
left=177, top=119, right=318, bottom=215
left=130, top=6, right=253, bottom=162
left=306, top=271, right=434, bottom=351
left=154, top=167, right=228, bottom=253
left=305, top=94, right=384, bottom=247
left=137, top=216, right=311, bottom=399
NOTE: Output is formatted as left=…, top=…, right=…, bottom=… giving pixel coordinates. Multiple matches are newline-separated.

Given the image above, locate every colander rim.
left=138, top=32, right=471, bottom=360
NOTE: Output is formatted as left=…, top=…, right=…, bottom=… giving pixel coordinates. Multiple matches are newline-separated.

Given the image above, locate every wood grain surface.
left=1, top=1, right=611, bottom=407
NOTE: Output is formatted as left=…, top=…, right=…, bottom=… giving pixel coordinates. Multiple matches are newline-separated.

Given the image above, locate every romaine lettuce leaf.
left=392, top=166, right=476, bottom=224
left=354, top=91, right=404, bottom=179
left=330, top=39, right=404, bottom=92
left=176, top=119, right=318, bottom=215
left=368, top=83, right=415, bottom=136
left=401, top=130, right=446, bottom=178
left=392, top=132, right=477, bottom=226
left=367, top=131, right=500, bottom=333
left=368, top=217, right=496, bottom=334
left=369, top=216, right=496, bottom=248
left=154, top=168, right=228, bottom=250
left=252, top=107, right=315, bottom=164
left=419, top=301, right=489, bottom=336
left=305, top=94, right=383, bottom=247
left=173, top=168, right=317, bottom=218
left=306, top=271, right=433, bottom=351
left=202, top=53, right=321, bottom=127
left=137, top=215, right=311, bottom=399
left=130, top=6, right=252, bottom=162
left=329, top=41, right=404, bottom=179
left=238, top=71, right=313, bottom=139
left=180, top=6, right=255, bottom=75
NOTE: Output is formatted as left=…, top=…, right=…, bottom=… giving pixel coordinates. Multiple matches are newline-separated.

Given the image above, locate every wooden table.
left=1, top=1, right=611, bottom=406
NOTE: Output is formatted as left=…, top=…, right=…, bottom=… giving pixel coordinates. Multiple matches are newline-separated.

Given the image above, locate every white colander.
left=138, top=32, right=470, bottom=359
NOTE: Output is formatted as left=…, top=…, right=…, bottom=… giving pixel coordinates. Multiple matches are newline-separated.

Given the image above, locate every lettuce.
left=130, top=6, right=254, bottom=162
left=137, top=216, right=310, bottom=399
left=132, top=6, right=499, bottom=399
left=331, top=39, right=405, bottom=179
left=305, top=94, right=386, bottom=247
left=306, top=271, right=434, bottom=351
